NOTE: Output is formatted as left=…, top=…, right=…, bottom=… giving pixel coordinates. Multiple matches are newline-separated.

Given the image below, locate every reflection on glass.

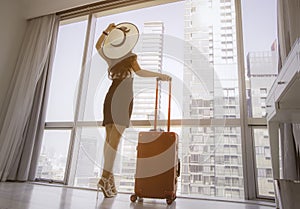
left=45, top=18, right=88, bottom=122
left=35, top=130, right=71, bottom=181
left=253, top=128, right=274, bottom=197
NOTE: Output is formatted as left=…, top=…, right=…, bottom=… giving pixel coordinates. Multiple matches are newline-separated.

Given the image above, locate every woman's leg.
left=98, top=124, right=125, bottom=197
left=102, top=124, right=126, bottom=179
left=102, top=124, right=112, bottom=179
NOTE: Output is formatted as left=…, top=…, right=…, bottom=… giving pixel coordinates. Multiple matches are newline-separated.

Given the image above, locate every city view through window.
left=35, top=0, right=278, bottom=200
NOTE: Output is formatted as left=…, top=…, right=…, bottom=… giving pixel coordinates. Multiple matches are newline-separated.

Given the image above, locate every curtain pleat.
left=0, top=14, right=59, bottom=182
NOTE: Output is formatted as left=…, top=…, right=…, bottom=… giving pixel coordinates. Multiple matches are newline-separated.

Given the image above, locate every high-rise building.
left=246, top=41, right=277, bottom=197
left=182, top=0, right=243, bottom=198
left=118, top=22, right=165, bottom=192
left=247, top=40, right=278, bottom=117
left=132, top=21, right=164, bottom=121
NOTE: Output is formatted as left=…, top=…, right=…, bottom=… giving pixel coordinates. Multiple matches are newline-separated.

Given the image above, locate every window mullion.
left=234, top=0, right=256, bottom=200
left=65, top=14, right=97, bottom=186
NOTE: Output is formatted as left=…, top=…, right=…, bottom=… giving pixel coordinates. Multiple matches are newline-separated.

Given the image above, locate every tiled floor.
left=0, top=182, right=275, bottom=209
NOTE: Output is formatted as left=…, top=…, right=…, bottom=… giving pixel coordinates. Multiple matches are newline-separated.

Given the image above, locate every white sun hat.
left=102, top=22, right=139, bottom=59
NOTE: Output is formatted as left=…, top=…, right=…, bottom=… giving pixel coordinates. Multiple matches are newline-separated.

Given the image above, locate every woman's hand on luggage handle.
left=158, top=73, right=172, bottom=81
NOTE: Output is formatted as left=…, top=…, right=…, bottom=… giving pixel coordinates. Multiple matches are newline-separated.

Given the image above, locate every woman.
left=96, top=22, right=171, bottom=198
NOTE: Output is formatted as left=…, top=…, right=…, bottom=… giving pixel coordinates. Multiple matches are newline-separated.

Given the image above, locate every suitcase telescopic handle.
left=154, top=78, right=171, bottom=132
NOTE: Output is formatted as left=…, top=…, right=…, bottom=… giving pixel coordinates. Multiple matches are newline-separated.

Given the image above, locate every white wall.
left=0, top=0, right=27, bottom=126
left=23, top=0, right=100, bottom=19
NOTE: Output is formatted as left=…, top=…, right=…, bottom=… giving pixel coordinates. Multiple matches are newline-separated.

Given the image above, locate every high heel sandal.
left=109, top=175, right=118, bottom=195
left=97, top=176, right=114, bottom=198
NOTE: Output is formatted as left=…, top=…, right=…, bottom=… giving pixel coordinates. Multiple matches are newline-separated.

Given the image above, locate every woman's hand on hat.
left=103, top=23, right=116, bottom=35
left=158, top=74, right=172, bottom=81
left=107, top=23, right=116, bottom=30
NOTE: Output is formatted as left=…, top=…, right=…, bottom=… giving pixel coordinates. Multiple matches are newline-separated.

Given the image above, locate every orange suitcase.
left=130, top=79, right=180, bottom=205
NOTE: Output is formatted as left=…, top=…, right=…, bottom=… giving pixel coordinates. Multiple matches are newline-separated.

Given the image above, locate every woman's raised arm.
left=95, top=23, right=116, bottom=51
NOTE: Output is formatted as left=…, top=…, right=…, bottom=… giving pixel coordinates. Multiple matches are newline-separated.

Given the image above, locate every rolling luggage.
left=130, top=79, right=180, bottom=205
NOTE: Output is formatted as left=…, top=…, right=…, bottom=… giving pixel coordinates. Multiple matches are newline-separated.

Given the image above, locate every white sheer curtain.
left=0, top=14, right=59, bottom=181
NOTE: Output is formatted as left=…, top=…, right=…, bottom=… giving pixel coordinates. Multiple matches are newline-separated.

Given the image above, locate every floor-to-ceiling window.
left=35, top=0, right=277, bottom=201
left=181, top=0, right=244, bottom=199
left=241, top=0, right=278, bottom=198
left=35, top=16, right=88, bottom=182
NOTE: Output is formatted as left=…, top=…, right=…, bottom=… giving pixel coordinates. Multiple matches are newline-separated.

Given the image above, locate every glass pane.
left=241, top=0, right=278, bottom=118
left=183, top=0, right=240, bottom=120
left=35, top=130, right=71, bottom=181
left=73, top=127, right=143, bottom=190
left=253, top=128, right=274, bottom=197
left=73, top=127, right=104, bottom=188
left=182, top=0, right=243, bottom=199
left=45, top=17, right=88, bottom=122
left=73, top=126, right=146, bottom=190
left=181, top=126, right=244, bottom=199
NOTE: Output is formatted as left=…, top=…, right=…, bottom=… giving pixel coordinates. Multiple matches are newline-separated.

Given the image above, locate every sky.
left=95, top=1, right=185, bottom=39
left=241, top=0, right=278, bottom=54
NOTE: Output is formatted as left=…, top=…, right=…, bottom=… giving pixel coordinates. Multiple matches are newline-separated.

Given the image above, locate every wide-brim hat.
left=102, top=22, right=139, bottom=59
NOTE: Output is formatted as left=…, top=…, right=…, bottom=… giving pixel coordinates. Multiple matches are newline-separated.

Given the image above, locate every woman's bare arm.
left=95, top=23, right=116, bottom=51
left=135, top=69, right=171, bottom=81
left=132, top=59, right=171, bottom=81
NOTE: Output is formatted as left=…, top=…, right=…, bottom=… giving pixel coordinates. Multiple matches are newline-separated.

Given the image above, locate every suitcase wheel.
left=166, top=194, right=176, bottom=205
left=130, top=194, right=138, bottom=202
left=166, top=198, right=174, bottom=205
